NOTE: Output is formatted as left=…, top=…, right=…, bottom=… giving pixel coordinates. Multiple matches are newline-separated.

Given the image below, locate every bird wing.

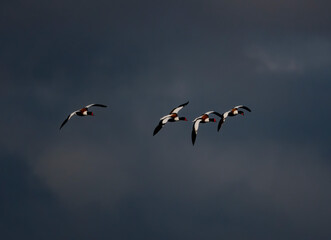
left=85, top=104, right=108, bottom=109
left=170, top=101, right=189, bottom=114
left=153, top=121, right=163, bottom=136
left=160, top=115, right=172, bottom=123
left=204, top=111, right=222, bottom=118
left=217, top=115, right=225, bottom=131
left=60, top=111, right=77, bottom=130
left=234, top=105, right=251, bottom=112
left=153, top=116, right=172, bottom=136
left=192, top=115, right=202, bottom=122
left=217, top=111, right=230, bottom=131
left=191, top=119, right=202, bottom=145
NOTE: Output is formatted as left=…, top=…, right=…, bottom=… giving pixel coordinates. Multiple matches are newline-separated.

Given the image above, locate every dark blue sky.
left=1, top=0, right=331, bottom=239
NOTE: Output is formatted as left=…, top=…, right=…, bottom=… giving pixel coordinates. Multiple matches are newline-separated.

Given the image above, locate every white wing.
left=222, top=110, right=231, bottom=119
left=60, top=111, right=77, bottom=130
left=170, top=101, right=189, bottom=114
left=160, top=114, right=172, bottom=121
left=192, top=115, right=202, bottom=122
left=161, top=115, right=172, bottom=124
left=85, top=104, right=107, bottom=109
left=193, top=119, right=202, bottom=133
left=191, top=119, right=202, bottom=145
left=204, top=111, right=214, bottom=116
left=68, top=111, right=77, bottom=120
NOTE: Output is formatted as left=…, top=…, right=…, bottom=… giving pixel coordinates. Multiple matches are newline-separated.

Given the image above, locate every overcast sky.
left=1, top=0, right=331, bottom=239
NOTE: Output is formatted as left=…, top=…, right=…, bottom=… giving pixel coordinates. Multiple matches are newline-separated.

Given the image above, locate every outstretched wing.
left=153, top=116, right=171, bottom=136
left=217, top=111, right=230, bottom=131
left=217, top=115, right=225, bottom=131
left=234, top=105, right=251, bottom=112
left=153, top=121, right=163, bottom=136
left=191, top=119, right=202, bottom=145
left=203, top=110, right=223, bottom=125
left=204, top=111, right=222, bottom=118
left=170, top=101, right=189, bottom=114
left=85, top=104, right=108, bottom=109
left=60, top=111, right=77, bottom=130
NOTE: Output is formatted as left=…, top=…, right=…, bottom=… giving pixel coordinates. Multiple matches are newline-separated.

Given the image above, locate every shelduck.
left=192, top=111, right=222, bottom=145
left=60, top=104, right=107, bottom=130
left=217, top=105, right=251, bottom=131
left=153, top=101, right=189, bottom=136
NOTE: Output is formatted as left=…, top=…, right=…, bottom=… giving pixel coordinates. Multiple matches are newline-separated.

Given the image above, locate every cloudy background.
left=1, top=0, right=331, bottom=239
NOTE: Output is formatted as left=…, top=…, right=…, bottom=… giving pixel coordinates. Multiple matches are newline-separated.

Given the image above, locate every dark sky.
left=1, top=0, right=331, bottom=239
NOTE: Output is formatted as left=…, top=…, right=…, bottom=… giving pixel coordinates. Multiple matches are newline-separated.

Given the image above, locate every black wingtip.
left=217, top=123, right=221, bottom=132
left=59, top=117, right=69, bottom=130
left=242, top=106, right=251, bottom=112
left=191, top=129, right=196, bottom=145
left=96, top=104, right=107, bottom=108
left=59, top=124, right=65, bottom=130
left=153, top=123, right=162, bottom=136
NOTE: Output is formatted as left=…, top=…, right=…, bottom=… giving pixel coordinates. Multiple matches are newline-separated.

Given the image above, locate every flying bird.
left=192, top=111, right=222, bottom=145
left=153, top=101, right=189, bottom=136
left=217, top=105, right=251, bottom=131
left=60, top=104, right=107, bottom=130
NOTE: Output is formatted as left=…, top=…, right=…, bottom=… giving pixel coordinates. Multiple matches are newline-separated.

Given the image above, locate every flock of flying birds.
left=60, top=102, right=251, bottom=145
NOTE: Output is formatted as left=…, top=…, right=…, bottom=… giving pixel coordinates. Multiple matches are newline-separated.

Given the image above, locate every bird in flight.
left=60, top=104, right=107, bottom=130
left=217, top=105, right=251, bottom=131
left=153, top=101, right=189, bottom=136
left=192, top=111, right=222, bottom=145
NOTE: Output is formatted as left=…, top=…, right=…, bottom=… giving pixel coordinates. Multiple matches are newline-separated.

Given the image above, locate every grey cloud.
left=1, top=0, right=331, bottom=239
left=246, top=37, right=331, bottom=73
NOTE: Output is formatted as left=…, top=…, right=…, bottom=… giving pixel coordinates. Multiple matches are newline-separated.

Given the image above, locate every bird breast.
left=231, top=109, right=238, bottom=115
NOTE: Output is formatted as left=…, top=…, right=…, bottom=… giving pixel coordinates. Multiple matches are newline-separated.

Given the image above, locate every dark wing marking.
left=217, top=115, right=225, bottom=131
left=240, top=105, right=251, bottom=112
left=191, top=119, right=201, bottom=145
left=204, top=111, right=222, bottom=118
left=210, top=111, right=222, bottom=118
left=234, top=105, right=251, bottom=112
left=85, top=104, right=107, bottom=109
left=191, top=127, right=197, bottom=145
left=217, top=110, right=231, bottom=132
left=153, top=115, right=173, bottom=136
left=60, top=112, right=77, bottom=130
left=153, top=121, right=163, bottom=136
left=170, top=101, right=189, bottom=114
left=60, top=117, right=69, bottom=130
